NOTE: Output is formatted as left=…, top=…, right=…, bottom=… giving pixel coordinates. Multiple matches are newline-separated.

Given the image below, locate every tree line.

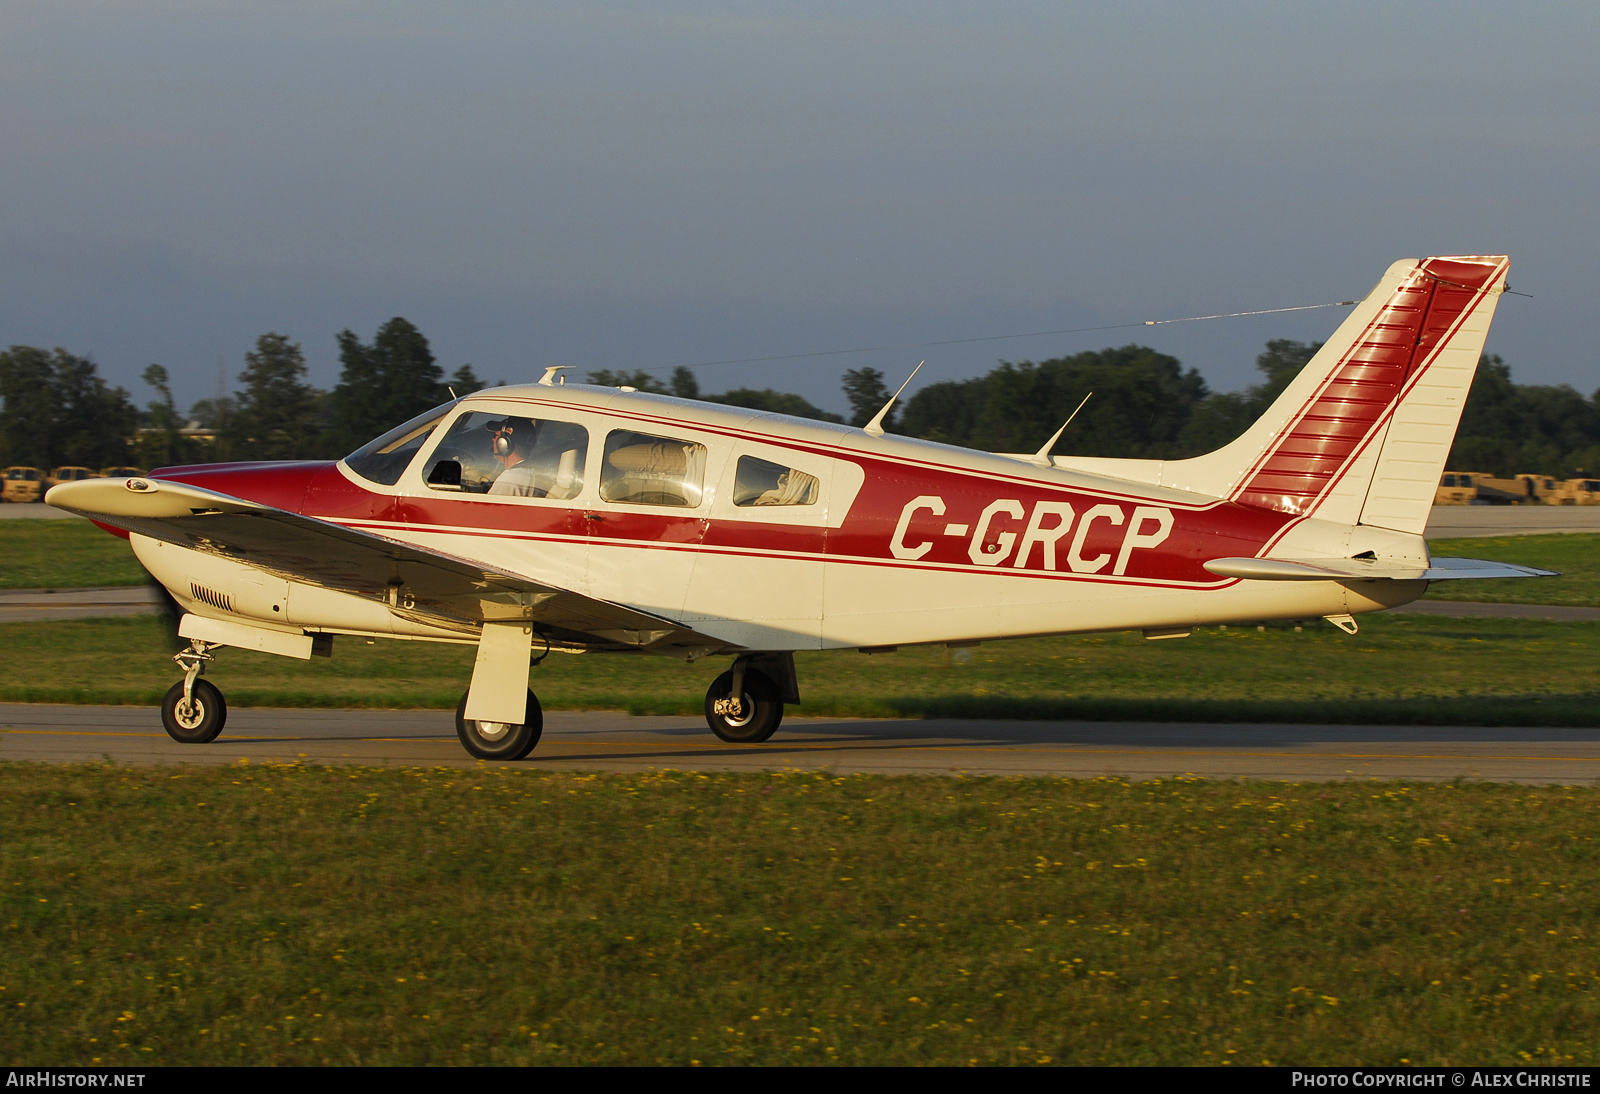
left=619, top=341, right=1600, bottom=478
left=3, top=324, right=1597, bottom=479
left=0, top=319, right=483, bottom=470
left=878, top=341, right=1600, bottom=478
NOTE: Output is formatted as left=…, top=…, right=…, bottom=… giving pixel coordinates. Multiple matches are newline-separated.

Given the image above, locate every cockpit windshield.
left=343, top=403, right=453, bottom=486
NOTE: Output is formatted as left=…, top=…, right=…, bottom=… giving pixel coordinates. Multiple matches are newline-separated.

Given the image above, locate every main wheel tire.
left=455, top=689, right=543, bottom=760
left=704, top=669, right=783, bottom=743
left=161, top=679, right=227, bottom=744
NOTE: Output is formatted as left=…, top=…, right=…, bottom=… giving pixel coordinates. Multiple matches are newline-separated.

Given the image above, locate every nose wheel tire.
left=455, top=689, right=543, bottom=760
left=705, top=669, right=783, bottom=743
left=161, top=679, right=227, bottom=744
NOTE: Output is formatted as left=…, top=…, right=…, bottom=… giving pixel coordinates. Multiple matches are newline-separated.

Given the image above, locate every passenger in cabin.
left=732, top=456, right=819, bottom=507
left=601, top=432, right=707, bottom=506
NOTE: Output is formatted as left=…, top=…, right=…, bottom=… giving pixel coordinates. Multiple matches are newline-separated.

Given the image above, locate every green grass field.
left=3, top=765, right=1596, bottom=1066
left=0, top=520, right=149, bottom=588
left=3, top=612, right=1598, bottom=726
left=1427, top=535, right=1600, bottom=606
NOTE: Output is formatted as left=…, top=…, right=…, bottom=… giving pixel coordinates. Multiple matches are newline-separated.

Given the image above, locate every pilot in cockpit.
left=486, top=417, right=545, bottom=497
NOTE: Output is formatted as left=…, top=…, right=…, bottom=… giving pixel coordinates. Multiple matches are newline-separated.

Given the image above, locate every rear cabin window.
left=344, top=404, right=452, bottom=486
left=733, top=456, right=819, bottom=507
left=423, top=411, right=588, bottom=499
left=600, top=430, right=707, bottom=507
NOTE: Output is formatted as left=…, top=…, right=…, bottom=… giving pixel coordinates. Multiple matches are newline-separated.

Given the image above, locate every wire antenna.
left=1142, top=301, right=1357, bottom=327
left=628, top=297, right=1364, bottom=376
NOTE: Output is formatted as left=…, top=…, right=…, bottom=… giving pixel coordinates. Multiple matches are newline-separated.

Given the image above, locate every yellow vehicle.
left=2, top=466, right=45, bottom=503
left=45, top=466, right=97, bottom=491
left=1515, top=474, right=1563, bottom=502
left=98, top=466, right=144, bottom=480
left=1554, top=478, right=1600, bottom=506
left=1435, top=471, right=1481, bottom=504
left=1435, top=471, right=1527, bottom=505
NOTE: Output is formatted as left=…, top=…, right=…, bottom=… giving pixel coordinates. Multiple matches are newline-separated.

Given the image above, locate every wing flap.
left=47, top=477, right=704, bottom=650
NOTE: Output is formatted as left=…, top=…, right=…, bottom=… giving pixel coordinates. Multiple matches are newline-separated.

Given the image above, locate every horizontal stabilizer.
left=1204, top=556, right=1557, bottom=582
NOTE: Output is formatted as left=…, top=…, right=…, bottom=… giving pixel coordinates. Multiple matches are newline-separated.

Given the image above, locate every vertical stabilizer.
left=1124, top=256, right=1510, bottom=531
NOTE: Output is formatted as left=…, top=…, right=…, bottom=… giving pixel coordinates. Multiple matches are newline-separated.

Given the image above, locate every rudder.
left=1351, top=257, right=1510, bottom=533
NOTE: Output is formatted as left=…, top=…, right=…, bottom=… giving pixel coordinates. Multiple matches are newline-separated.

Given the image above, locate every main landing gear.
left=704, top=654, right=796, bottom=744
left=456, top=688, right=543, bottom=761
left=161, top=640, right=226, bottom=744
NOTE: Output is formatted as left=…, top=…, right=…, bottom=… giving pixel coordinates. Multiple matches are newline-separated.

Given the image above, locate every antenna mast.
left=1029, top=392, right=1093, bottom=468
left=862, top=361, right=924, bottom=438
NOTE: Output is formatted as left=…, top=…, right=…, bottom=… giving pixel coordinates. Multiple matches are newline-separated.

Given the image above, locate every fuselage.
left=131, top=383, right=1424, bottom=653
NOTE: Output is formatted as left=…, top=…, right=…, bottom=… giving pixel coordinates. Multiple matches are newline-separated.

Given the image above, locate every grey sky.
left=2, top=2, right=1595, bottom=419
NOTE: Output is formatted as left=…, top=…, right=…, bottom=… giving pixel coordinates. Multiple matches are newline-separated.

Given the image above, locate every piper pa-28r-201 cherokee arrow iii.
left=48, top=255, right=1554, bottom=760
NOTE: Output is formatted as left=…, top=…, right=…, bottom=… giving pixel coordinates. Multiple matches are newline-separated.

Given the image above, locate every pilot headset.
left=489, top=419, right=537, bottom=457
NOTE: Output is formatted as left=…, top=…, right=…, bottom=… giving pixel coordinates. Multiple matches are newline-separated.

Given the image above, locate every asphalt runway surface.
left=1424, top=506, right=1600, bottom=537
left=3, top=703, right=1598, bottom=785
left=0, top=503, right=77, bottom=519
left=0, top=585, right=164, bottom=622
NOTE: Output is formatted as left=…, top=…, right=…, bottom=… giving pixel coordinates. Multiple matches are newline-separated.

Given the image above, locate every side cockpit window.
left=424, top=412, right=588, bottom=499
left=600, top=430, right=707, bottom=507
left=343, top=404, right=453, bottom=486
left=733, top=456, right=818, bottom=507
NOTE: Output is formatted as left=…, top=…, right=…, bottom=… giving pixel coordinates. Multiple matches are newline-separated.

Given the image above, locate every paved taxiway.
left=0, top=585, right=164, bottom=622
left=3, top=704, right=1597, bottom=784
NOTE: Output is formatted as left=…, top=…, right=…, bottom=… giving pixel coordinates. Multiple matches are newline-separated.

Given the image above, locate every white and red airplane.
left=47, top=255, right=1551, bottom=759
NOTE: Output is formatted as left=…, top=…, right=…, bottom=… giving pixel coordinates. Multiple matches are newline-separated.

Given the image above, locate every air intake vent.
left=190, top=582, right=234, bottom=613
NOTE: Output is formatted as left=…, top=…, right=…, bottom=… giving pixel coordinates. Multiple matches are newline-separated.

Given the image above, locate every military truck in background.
left=1516, top=474, right=1564, bottom=503
left=2, top=467, right=44, bottom=503
left=44, top=466, right=97, bottom=491
left=1435, top=471, right=1527, bottom=505
left=1436, top=471, right=1600, bottom=505
left=1554, top=478, right=1600, bottom=505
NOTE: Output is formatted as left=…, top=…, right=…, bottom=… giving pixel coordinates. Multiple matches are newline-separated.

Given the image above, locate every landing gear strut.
left=704, top=656, right=785, bottom=743
left=161, top=640, right=227, bottom=744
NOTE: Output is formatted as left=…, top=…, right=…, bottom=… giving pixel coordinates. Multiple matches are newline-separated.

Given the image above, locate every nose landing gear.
left=161, top=640, right=227, bottom=744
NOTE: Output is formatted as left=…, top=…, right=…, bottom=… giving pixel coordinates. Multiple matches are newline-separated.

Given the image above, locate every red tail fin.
left=1230, top=256, right=1508, bottom=518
